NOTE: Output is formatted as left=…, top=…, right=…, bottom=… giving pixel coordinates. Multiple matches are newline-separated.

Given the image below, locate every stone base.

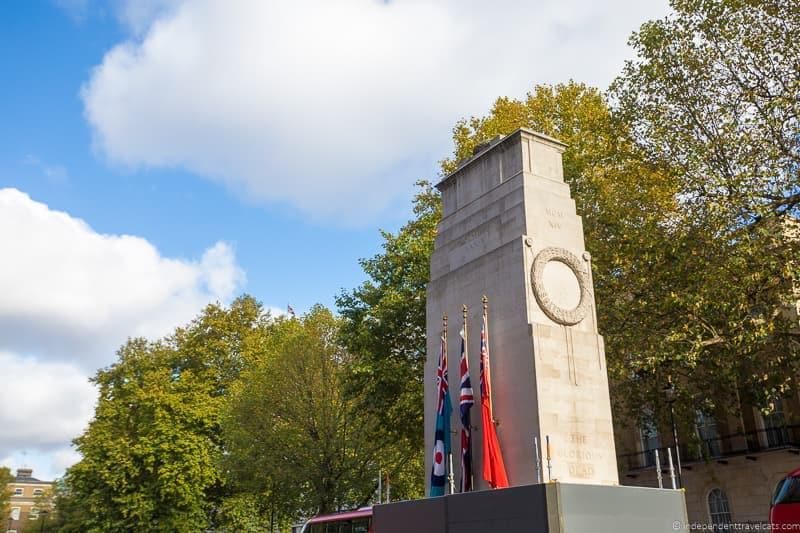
left=374, top=482, right=688, bottom=533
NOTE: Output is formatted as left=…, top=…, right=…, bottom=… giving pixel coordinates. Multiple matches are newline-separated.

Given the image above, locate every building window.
left=708, top=488, right=732, bottom=529
left=33, top=488, right=44, bottom=496
left=696, top=410, right=721, bottom=457
left=763, top=398, right=788, bottom=447
left=639, top=411, right=661, bottom=467
left=29, top=508, right=40, bottom=520
left=10, top=507, right=21, bottom=520
left=13, top=487, right=23, bottom=496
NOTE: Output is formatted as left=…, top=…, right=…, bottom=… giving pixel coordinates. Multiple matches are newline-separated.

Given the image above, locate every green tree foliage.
left=336, top=182, right=440, bottom=497
left=223, top=306, right=397, bottom=524
left=443, top=82, right=680, bottom=263
left=60, top=296, right=268, bottom=532
left=609, top=0, right=800, bottom=418
left=46, top=479, right=90, bottom=533
left=1, top=466, right=12, bottom=523
left=215, top=493, right=275, bottom=533
left=612, top=0, right=799, bottom=223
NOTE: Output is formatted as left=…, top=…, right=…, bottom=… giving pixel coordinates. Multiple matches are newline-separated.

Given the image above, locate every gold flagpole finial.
left=482, top=295, right=488, bottom=314
left=462, top=304, right=468, bottom=320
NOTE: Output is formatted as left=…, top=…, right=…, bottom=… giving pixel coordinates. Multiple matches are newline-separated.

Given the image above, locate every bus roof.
left=305, top=507, right=373, bottom=524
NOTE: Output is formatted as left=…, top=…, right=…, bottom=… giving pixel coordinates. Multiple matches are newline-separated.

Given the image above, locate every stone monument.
left=425, top=128, right=617, bottom=490
left=373, top=128, right=688, bottom=533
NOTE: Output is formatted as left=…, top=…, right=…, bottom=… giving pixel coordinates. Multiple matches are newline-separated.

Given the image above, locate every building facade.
left=616, top=396, right=800, bottom=526
left=5, top=468, right=52, bottom=533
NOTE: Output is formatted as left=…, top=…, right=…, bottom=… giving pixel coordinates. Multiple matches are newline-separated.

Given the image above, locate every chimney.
left=16, top=468, right=33, bottom=479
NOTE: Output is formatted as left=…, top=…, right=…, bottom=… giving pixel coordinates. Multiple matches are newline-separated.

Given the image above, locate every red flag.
left=480, top=304, right=509, bottom=488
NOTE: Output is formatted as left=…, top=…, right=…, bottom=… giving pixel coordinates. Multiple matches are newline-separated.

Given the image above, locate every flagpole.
left=447, top=452, right=455, bottom=495
left=463, top=304, right=474, bottom=492
left=443, top=314, right=456, bottom=496
left=481, top=296, right=492, bottom=422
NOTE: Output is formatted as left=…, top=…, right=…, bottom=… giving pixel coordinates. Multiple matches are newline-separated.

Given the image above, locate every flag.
left=429, top=331, right=452, bottom=496
left=459, top=321, right=475, bottom=492
left=287, top=304, right=296, bottom=318
left=480, top=307, right=509, bottom=488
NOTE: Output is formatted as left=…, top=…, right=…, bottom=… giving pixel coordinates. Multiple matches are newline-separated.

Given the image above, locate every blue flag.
left=430, top=333, right=452, bottom=496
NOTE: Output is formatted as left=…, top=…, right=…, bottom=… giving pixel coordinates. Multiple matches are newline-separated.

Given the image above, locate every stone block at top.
left=436, top=128, right=567, bottom=217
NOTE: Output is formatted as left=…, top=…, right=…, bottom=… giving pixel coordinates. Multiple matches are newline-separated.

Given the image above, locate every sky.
left=0, top=0, right=671, bottom=481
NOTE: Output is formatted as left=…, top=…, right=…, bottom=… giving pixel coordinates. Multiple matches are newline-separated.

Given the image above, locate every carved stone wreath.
left=531, top=247, right=591, bottom=326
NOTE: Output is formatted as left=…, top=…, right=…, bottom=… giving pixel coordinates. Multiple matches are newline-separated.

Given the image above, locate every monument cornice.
left=436, top=127, right=567, bottom=191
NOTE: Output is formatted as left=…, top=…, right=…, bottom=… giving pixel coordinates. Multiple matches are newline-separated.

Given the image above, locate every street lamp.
left=663, top=375, right=683, bottom=488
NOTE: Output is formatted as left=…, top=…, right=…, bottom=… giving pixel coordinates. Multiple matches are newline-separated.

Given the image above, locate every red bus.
left=771, top=467, right=800, bottom=527
left=299, top=507, right=373, bottom=533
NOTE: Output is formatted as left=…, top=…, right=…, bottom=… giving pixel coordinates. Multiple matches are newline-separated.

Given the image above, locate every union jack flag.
left=459, top=322, right=474, bottom=492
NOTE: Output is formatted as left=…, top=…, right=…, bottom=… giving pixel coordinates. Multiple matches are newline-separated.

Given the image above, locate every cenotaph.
left=373, top=128, right=688, bottom=532
left=424, top=128, right=617, bottom=489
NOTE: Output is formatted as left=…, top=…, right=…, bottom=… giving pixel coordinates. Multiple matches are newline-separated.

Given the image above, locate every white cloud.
left=51, top=447, right=83, bottom=477
left=82, top=0, right=670, bottom=223
left=0, top=352, right=96, bottom=459
left=0, top=187, right=248, bottom=479
left=0, top=187, right=245, bottom=368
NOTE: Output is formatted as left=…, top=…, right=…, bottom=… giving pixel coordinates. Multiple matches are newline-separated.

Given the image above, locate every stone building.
left=615, top=394, right=800, bottom=526
left=5, top=468, right=52, bottom=533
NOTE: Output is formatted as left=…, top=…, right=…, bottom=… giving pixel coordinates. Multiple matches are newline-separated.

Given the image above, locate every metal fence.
left=618, top=424, right=800, bottom=472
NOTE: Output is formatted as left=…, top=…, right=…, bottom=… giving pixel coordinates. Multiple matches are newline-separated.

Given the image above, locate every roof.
left=305, top=507, right=372, bottom=524
left=10, top=469, right=51, bottom=484
left=12, top=475, right=50, bottom=484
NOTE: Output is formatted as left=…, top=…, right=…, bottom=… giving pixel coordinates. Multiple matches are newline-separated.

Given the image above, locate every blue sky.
left=0, top=1, right=387, bottom=312
left=0, top=0, right=669, bottom=480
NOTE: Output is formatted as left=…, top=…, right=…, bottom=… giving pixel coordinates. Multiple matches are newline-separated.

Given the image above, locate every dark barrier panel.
left=374, top=484, right=548, bottom=533
left=375, top=483, right=687, bottom=533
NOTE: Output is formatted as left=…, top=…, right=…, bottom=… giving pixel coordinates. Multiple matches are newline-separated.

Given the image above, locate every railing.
left=618, top=424, right=800, bottom=472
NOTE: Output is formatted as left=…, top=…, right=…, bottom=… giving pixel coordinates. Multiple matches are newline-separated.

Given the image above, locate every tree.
left=46, top=479, right=91, bottom=533
left=336, top=182, right=440, bottom=497
left=60, top=296, right=269, bottom=532
left=1, top=466, right=12, bottom=524
left=609, top=0, right=800, bottom=418
left=222, top=306, right=396, bottom=526
left=443, top=82, right=680, bottom=257
left=611, top=0, right=800, bottom=224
